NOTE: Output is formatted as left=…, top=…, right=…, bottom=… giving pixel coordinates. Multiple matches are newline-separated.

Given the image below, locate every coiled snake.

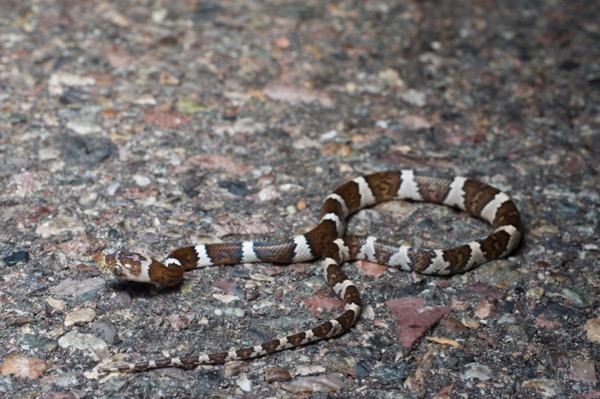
left=96, top=170, right=522, bottom=373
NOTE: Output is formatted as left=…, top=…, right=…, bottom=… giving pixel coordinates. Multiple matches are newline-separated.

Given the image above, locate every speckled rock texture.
left=0, top=1, right=598, bottom=398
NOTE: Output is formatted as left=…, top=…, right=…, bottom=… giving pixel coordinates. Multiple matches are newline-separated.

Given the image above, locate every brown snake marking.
left=95, top=170, right=523, bottom=373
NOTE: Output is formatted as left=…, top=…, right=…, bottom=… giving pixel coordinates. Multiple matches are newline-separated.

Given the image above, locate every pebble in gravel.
left=58, top=331, right=109, bottom=359
left=49, top=277, right=105, bottom=297
left=570, top=359, right=597, bottom=384
left=462, top=363, right=492, bottom=381
left=236, top=373, right=252, bottom=392
left=35, top=217, right=86, bottom=238
left=64, top=308, right=96, bottom=327
left=59, top=135, right=117, bottom=167
left=218, top=179, right=249, bottom=196
left=373, top=362, right=410, bottom=386
left=473, top=260, right=528, bottom=289
left=66, top=120, right=102, bottom=135
left=521, top=378, right=563, bottom=398
left=497, top=313, right=517, bottom=324
left=18, top=334, right=58, bottom=352
left=265, top=367, right=292, bottom=383
left=223, top=361, right=246, bottom=378
left=526, top=286, right=545, bottom=299
left=91, top=319, right=120, bottom=345
left=585, top=318, right=600, bottom=343
left=133, top=175, right=152, bottom=187
left=0, top=353, right=50, bottom=380
left=322, top=351, right=357, bottom=376
left=280, top=374, right=346, bottom=394
left=557, top=287, right=595, bottom=309
left=2, top=251, right=30, bottom=266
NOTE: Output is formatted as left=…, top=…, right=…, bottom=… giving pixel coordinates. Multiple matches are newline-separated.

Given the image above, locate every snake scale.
left=96, top=170, right=523, bottom=373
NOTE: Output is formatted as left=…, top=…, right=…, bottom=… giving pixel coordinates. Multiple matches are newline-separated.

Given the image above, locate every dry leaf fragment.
left=426, top=336, right=461, bottom=347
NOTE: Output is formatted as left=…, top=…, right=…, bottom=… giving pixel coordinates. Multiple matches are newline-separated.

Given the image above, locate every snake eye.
left=113, top=265, right=123, bottom=277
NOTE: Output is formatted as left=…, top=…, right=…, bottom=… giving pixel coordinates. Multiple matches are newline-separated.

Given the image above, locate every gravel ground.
left=0, top=1, right=598, bottom=398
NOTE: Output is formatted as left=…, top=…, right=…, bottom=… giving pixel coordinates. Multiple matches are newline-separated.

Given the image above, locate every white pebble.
left=237, top=373, right=252, bottom=392
left=66, top=120, right=102, bottom=135
left=133, top=175, right=151, bottom=187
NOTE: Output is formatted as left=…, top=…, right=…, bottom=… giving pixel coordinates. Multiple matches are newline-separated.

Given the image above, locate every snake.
left=95, top=170, right=523, bottom=373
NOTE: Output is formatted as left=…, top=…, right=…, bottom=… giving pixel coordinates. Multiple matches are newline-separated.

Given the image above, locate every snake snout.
left=93, top=252, right=119, bottom=278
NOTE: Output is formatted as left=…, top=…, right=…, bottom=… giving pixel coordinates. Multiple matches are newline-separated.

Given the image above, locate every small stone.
left=151, top=8, right=168, bottom=23
left=474, top=260, right=528, bottom=289
left=236, top=373, right=252, bottom=392
left=558, top=287, right=594, bottom=308
left=106, top=182, right=120, bottom=196
left=295, top=365, right=326, bottom=376
left=180, top=281, right=194, bottom=295
left=323, top=352, right=357, bottom=376
left=570, top=359, right=597, bottom=383
left=58, top=331, right=109, bottom=359
left=321, top=142, right=351, bottom=157
left=497, top=314, right=517, bottom=324
left=212, top=293, right=239, bottom=304
left=357, top=261, right=388, bottom=278
left=378, top=68, right=404, bottom=87
left=274, top=36, right=290, bottom=48
left=285, top=205, right=297, bottom=215
left=159, top=71, right=180, bottom=85
left=373, top=362, right=410, bottom=386
left=223, top=361, right=246, bottom=378
left=35, top=217, right=86, bottom=238
left=38, top=147, right=60, bottom=161
left=245, top=289, right=260, bottom=301
left=64, top=308, right=97, bottom=327
left=2, top=251, right=30, bottom=266
left=79, top=192, right=98, bottom=206
left=461, top=316, right=480, bottom=329
left=521, top=378, right=562, bottom=398
left=91, top=319, right=120, bottom=345
left=445, top=351, right=475, bottom=369
left=132, top=94, right=157, bottom=105
left=133, top=175, right=152, bottom=187
left=526, top=286, right=545, bottom=299
left=296, top=199, right=307, bottom=211
left=218, top=180, right=248, bottom=196
left=585, top=318, right=600, bottom=343
left=103, top=375, right=128, bottom=391
left=10, top=113, right=27, bottom=124
left=49, top=277, right=105, bottom=297
left=48, top=72, right=95, bottom=96
left=402, top=115, right=432, bottom=130
left=175, top=97, right=207, bottom=114
left=66, top=120, right=102, bottom=135
left=355, top=360, right=372, bottom=378
left=59, top=135, right=117, bottom=167
left=345, top=81, right=357, bottom=93
left=281, top=374, right=346, bottom=393
left=18, top=334, right=58, bottom=352
left=265, top=367, right=292, bottom=383
left=0, top=353, right=50, bottom=380
left=319, top=129, right=338, bottom=141
left=400, top=89, right=427, bottom=107
left=462, top=363, right=491, bottom=381
left=475, top=299, right=493, bottom=319
left=255, top=185, right=278, bottom=202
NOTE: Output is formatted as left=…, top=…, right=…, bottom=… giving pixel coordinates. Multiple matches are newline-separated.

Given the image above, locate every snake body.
left=96, top=170, right=522, bottom=373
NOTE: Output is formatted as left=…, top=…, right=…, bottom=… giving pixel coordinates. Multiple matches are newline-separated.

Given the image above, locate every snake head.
left=95, top=251, right=153, bottom=283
